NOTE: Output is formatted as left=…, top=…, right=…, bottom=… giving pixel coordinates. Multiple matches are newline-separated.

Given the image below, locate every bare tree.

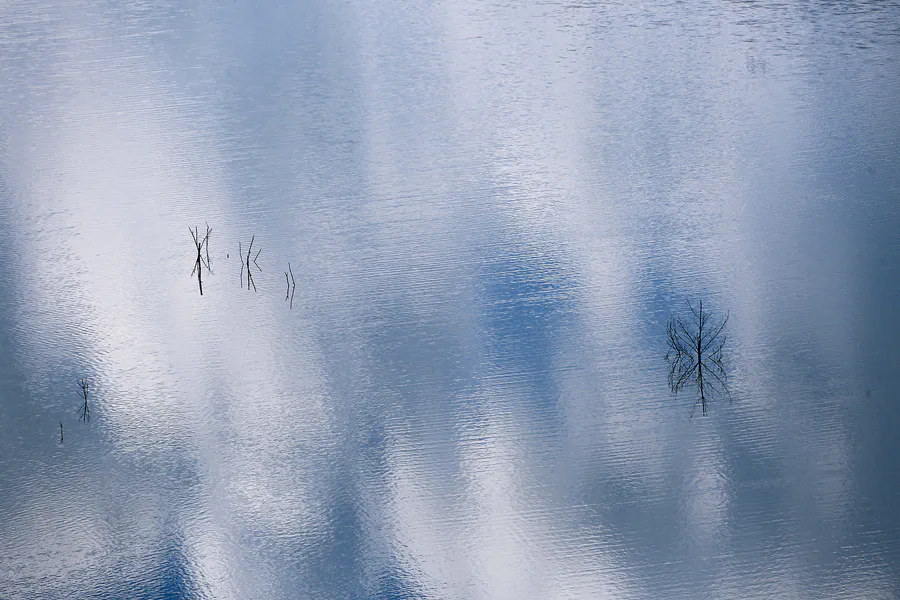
left=78, top=378, right=91, bottom=422
left=239, top=236, right=261, bottom=291
left=284, top=262, right=295, bottom=309
left=666, top=300, right=729, bottom=417
left=190, top=224, right=212, bottom=295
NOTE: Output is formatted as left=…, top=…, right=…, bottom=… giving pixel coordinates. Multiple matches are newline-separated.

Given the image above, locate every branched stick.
left=666, top=300, right=730, bottom=416
left=190, top=224, right=212, bottom=295
left=78, top=378, right=91, bottom=422
left=240, top=236, right=260, bottom=291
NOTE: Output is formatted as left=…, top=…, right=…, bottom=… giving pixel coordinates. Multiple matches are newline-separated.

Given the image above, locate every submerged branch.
left=284, top=262, right=296, bottom=309
left=190, top=224, right=212, bottom=295
left=78, top=378, right=90, bottom=422
left=665, top=299, right=730, bottom=416
left=240, top=236, right=261, bottom=291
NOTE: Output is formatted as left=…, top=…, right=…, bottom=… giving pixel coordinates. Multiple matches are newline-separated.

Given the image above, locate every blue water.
left=1, top=0, right=899, bottom=598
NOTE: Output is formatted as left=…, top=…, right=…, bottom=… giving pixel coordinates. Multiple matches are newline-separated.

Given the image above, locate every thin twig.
left=190, top=224, right=212, bottom=295
left=240, top=236, right=261, bottom=291
left=78, top=378, right=90, bottom=422
left=284, top=262, right=296, bottom=309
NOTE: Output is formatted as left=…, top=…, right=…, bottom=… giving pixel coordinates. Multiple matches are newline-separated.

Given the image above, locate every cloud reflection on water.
left=1, top=0, right=899, bottom=598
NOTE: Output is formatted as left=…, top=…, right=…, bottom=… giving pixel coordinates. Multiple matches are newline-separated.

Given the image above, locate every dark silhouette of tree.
left=78, top=378, right=91, bottom=422
left=666, top=300, right=729, bottom=417
left=190, top=224, right=212, bottom=295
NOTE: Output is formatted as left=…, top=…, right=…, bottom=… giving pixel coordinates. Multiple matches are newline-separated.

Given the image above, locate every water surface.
left=1, top=0, right=899, bottom=598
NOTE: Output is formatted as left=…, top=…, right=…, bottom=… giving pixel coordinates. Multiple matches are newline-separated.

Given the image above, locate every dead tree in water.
left=59, top=421, right=64, bottom=443
left=666, top=300, right=729, bottom=417
left=284, top=262, right=296, bottom=309
left=190, top=224, right=212, bottom=295
left=240, top=236, right=261, bottom=291
left=78, top=379, right=91, bottom=422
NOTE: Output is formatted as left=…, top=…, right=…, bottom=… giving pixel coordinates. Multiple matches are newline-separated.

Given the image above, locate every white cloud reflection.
left=1, top=0, right=896, bottom=598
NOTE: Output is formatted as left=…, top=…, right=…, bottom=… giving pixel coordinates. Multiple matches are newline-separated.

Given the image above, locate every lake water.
left=1, top=0, right=899, bottom=598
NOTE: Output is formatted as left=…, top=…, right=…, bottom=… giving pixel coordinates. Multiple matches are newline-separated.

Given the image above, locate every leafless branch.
left=666, top=299, right=730, bottom=416
left=77, top=378, right=90, bottom=422
left=190, top=224, right=212, bottom=295
left=240, top=236, right=261, bottom=291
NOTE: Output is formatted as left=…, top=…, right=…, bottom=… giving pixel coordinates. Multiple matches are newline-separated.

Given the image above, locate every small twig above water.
left=78, top=378, right=91, bottom=422
left=190, top=223, right=213, bottom=295
left=239, top=236, right=262, bottom=292
left=284, top=262, right=295, bottom=309
left=59, top=421, right=64, bottom=443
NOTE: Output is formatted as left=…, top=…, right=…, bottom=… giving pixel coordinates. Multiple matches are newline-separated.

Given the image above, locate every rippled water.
left=2, top=0, right=899, bottom=598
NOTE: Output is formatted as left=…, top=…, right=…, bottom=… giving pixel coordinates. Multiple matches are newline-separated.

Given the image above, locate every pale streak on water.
left=1, top=0, right=899, bottom=598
